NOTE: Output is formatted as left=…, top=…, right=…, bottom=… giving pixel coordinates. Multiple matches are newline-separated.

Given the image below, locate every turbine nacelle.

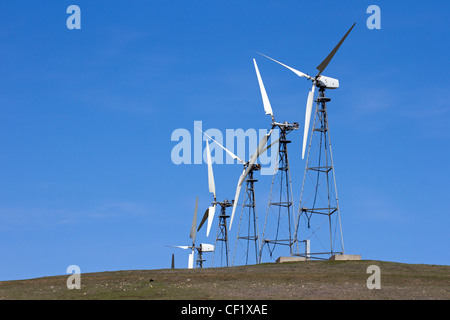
left=316, top=75, right=339, bottom=89
left=199, top=243, right=215, bottom=252
left=271, top=121, right=300, bottom=129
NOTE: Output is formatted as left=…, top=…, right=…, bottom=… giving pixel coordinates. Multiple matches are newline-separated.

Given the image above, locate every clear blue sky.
left=0, top=1, right=449, bottom=281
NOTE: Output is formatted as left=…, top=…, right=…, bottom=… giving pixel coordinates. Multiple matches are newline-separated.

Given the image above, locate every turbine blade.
left=190, top=196, right=199, bottom=242
left=253, top=59, right=274, bottom=120
left=257, top=52, right=312, bottom=80
left=302, top=85, right=315, bottom=159
left=206, top=141, right=216, bottom=198
left=244, top=129, right=273, bottom=179
left=188, top=251, right=194, bottom=269
left=316, top=23, right=356, bottom=76
left=197, top=208, right=209, bottom=232
left=197, top=127, right=245, bottom=165
left=229, top=179, right=243, bottom=231
left=168, top=245, right=190, bottom=250
left=206, top=205, right=216, bottom=237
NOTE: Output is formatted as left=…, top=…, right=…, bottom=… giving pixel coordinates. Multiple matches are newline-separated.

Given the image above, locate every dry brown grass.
left=0, top=260, right=448, bottom=300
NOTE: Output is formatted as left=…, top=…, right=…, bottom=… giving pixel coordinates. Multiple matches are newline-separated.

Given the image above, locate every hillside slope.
left=0, top=260, right=448, bottom=300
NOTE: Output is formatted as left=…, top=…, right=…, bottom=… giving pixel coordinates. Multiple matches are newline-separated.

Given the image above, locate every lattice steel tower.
left=294, top=88, right=344, bottom=259
left=232, top=165, right=261, bottom=266
left=260, top=122, right=299, bottom=262
left=211, top=200, right=233, bottom=267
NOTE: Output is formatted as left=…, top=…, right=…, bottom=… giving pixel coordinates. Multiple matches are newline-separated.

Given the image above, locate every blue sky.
left=0, top=1, right=449, bottom=280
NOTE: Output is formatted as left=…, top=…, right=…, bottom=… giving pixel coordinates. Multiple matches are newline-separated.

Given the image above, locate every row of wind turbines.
left=170, top=23, right=356, bottom=269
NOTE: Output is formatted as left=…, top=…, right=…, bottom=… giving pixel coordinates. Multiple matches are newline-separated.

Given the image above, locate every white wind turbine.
left=169, top=196, right=214, bottom=268
left=196, top=137, right=236, bottom=267
left=197, top=128, right=278, bottom=265
left=253, top=58, right=300, bottom=260
left=259, top=23, right=356, bottom=259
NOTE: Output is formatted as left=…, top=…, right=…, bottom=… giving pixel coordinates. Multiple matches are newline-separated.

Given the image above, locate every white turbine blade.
left=302, top=84, right=316, bottom=159
left=257, top=52, right=312, bottom=80
left=244, top=129, right=273, bottom=179
left=229, top=178, right=243, bottom=231
left=168, top=245, right=190, bottom=250
left=253, top=59, right=274, bottom=119
left=206, top=141, right=216, bottom=198
left=206, top=205, right=216, bottom=237
left=198, top=128, right=245, bottom=165
left=190, top=196, right=199, bottom=242
left=188, top=251, right=194, bottom=269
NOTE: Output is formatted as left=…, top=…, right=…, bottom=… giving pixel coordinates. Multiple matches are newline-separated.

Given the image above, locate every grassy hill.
left=0, top=260, right=448, bottom=300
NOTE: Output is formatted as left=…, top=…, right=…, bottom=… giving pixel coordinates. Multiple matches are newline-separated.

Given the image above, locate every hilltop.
left=0, top=260, right=448, bottom=300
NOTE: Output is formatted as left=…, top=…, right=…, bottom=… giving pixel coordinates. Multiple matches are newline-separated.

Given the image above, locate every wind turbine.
left=259, top=22, right=356, bottom=259
left=253, top=58, right=300, bottom=262
left=169, top=196, right=214, bottom=268
left=197, top=129, right=278, bottom=266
